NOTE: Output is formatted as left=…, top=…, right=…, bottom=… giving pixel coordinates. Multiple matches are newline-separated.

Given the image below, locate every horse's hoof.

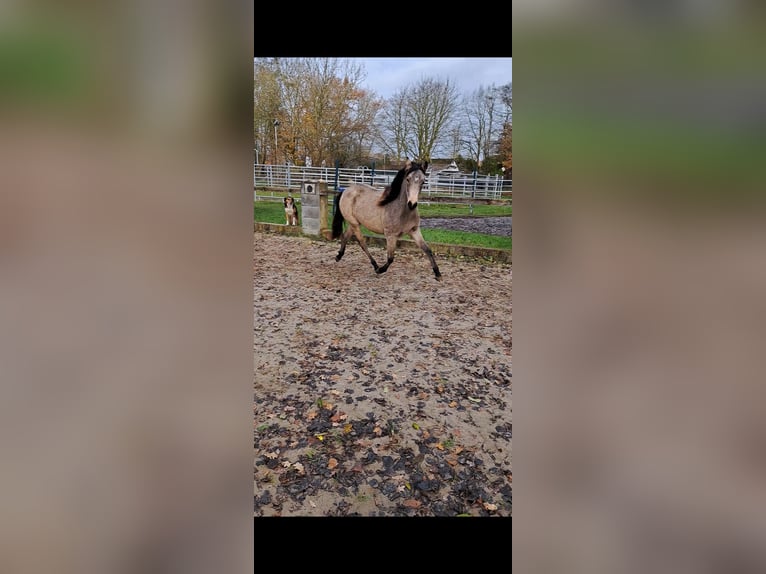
left=434, top=273, right=442, bottom=281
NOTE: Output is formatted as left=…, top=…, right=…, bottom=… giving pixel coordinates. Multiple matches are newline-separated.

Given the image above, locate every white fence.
left=254, top=163, right=511, bottom=200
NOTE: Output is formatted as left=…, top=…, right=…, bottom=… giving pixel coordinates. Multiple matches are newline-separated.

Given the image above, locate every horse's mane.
left=378, top=162, right=424, bottom=207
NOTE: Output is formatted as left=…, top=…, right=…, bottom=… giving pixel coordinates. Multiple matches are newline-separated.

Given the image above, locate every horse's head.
left=403, top=160, right=428, bottom=210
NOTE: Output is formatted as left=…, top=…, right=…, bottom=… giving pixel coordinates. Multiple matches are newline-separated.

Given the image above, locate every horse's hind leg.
left=335, top=226, right=354, bottom=262
left=375, top=235, right=398, bottom=275
left=410, top=228, right=442, bottom=281
left=336, top=224, right=380, bottom=271
left=351, top=226, right=380, bottom=271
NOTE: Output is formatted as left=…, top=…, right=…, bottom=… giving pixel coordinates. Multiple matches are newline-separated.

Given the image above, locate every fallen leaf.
left=282, top=461, right=291, bottom=468
left=449, top=401, right=457, bottom=408
left=322, top=402, right=334, bottom=411
left=412, top=423, right=420, bottom=430
left=403, top=499, right=421, bottom=509
left=434, top=443, right=444, bottom=451
left=343, top=423, right=352, bottom=434
left=309, top=499, right=317, bottom=508
left=327, top=458, right=338, bottom=470
left=293, top=462, right=305, bottom=474
left=483, top=502, right=498, bottom=511
left=306, top=411, right=318, bottom=421
left=373, top=426, right=382, bottom=436
left=264, top=452, right=278, bottom=460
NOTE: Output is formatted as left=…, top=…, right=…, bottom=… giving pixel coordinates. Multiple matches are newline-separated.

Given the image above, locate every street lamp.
left=273, top=119, right=280, bottom=164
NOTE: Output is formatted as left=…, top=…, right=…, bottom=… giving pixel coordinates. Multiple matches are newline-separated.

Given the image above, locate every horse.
left=331, top=160, right=441, bottom=281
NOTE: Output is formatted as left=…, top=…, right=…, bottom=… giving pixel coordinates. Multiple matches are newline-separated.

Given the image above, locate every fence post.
left=299, top=180, right=329, bottom=236
left=334, top=160, right=340, bottom=191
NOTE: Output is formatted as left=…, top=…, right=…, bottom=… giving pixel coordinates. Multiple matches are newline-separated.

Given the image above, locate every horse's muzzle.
left=408, top=201, right=417, bottom=210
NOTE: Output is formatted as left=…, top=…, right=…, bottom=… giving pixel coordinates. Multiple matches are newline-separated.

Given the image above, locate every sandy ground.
left=254, top=231, right=512, bottom=516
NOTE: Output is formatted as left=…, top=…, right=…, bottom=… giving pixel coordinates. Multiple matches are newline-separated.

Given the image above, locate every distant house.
left=439, top=160, right=461, bottom=175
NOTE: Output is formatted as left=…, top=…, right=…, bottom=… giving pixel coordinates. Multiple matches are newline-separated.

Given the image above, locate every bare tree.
left=447, top=123, right=463, bottom=161
left=499, top=82, right=512, bottom=125
left=463, top=85, right=502, bottom=170
left=403, top=77, right=459, bottom=162
left=377, top=90, right=409, bottom=164
left=348, top=90, right=384, bottom=165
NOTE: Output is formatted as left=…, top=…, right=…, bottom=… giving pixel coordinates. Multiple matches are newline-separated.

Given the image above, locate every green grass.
left=254, top=200, right=294, bottom=224
left=419, top=229, right=511, bottom=250
left=418, top=202, right=511, bottom=217
left=254, top=200, right=512, bottom=251
left=348, top=224, right=511, bottom=251
left=254, top=197, right=510, bottom=221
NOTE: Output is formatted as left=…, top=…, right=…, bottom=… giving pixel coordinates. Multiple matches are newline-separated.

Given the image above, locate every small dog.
left=284, top=196, right=299, bottom=226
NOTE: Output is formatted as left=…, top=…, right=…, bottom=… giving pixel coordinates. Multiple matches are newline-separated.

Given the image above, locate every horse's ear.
left=423, top=161, right=429, bottom=172
left=404, top=160, right=412, bottom=170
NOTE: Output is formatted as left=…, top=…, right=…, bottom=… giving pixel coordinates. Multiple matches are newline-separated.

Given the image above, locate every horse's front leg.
left=409, top=228, right=442, bottom=281
left=375, top=235, right=398, bottom=275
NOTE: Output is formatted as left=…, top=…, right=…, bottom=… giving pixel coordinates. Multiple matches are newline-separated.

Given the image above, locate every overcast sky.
left=346, top=57, right=512, bottom=100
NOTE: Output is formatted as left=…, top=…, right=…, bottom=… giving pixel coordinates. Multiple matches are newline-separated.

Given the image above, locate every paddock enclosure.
left=254, top=231, right=512, bottom=516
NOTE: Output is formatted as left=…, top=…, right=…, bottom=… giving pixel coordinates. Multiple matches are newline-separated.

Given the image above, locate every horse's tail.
left=331, top=191, right=344, bottom=239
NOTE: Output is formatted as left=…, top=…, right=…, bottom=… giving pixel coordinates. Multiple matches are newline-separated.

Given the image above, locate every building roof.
left=439, top=160, right=461, bottom=174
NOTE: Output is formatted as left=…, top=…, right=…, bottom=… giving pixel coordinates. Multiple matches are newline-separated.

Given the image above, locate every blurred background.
left=513, top=1, right=766, bottom=572
left=0, top=1, right=253, bottom=573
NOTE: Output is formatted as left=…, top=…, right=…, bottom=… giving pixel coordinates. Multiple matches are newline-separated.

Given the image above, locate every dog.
left=284, top=196, right=299, bottom=226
